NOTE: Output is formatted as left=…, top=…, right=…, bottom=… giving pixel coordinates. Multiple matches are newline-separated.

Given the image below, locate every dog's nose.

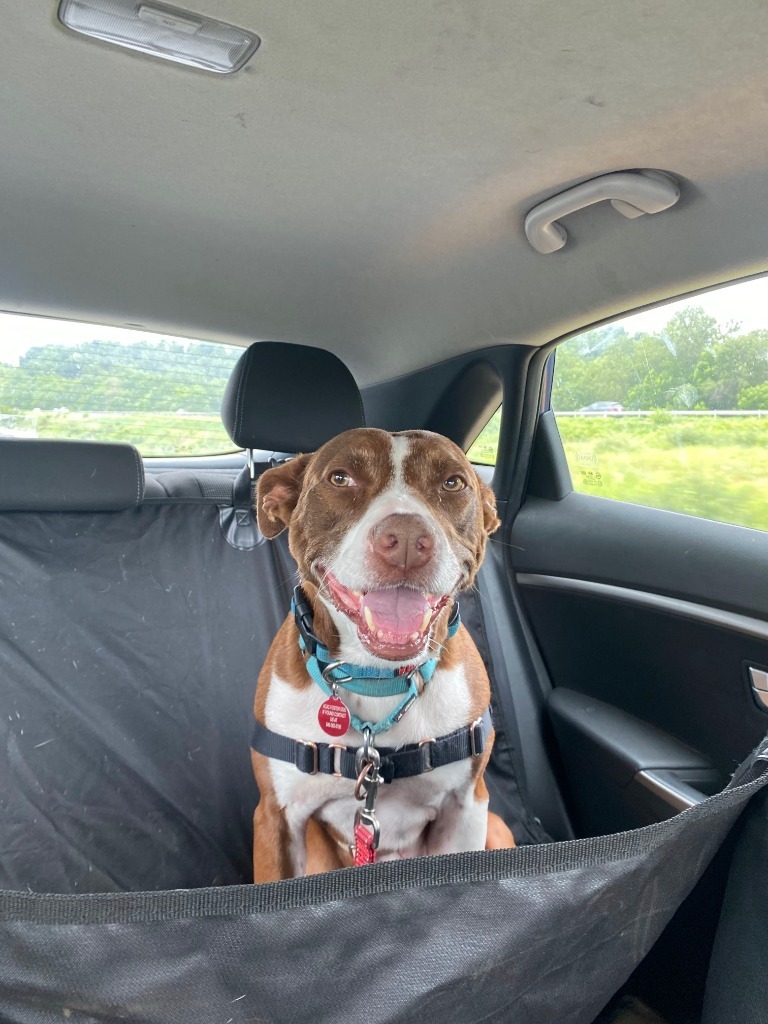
left=370, top=514, right=435, bottom=573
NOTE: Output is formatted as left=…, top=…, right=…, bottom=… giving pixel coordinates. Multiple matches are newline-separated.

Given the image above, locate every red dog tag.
left=317, top=695, right=351, bottom=737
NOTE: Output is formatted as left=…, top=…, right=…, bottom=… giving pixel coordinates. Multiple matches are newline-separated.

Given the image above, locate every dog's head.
left=256, top=428, right=500, bottom=664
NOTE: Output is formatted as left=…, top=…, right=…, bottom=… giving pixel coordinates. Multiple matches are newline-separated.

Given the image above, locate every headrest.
left=0, top=439, right=143, bottom=512
left=221, top=341, right=365, bottom=452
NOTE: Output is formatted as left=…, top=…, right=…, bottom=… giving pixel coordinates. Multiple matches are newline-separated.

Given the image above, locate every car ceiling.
left=3, top=2, right=768, bottom=386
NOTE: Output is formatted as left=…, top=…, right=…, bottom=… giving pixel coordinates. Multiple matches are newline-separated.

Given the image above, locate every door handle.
left=748, top=665, right=768, bottom=711
left=635, top=768, right=711, bottom=812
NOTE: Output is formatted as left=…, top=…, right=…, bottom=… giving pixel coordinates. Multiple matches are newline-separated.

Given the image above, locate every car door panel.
left=508, top=448, right=768, bottom=836
left=548, top=687, right=723, bottom=836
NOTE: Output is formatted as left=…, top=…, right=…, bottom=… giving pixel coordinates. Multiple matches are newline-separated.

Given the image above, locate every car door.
left=505, top=276, right=768, bottom=840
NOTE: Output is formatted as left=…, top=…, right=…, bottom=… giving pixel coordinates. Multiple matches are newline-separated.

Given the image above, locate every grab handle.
left=525, top=170, right=680, bottom=254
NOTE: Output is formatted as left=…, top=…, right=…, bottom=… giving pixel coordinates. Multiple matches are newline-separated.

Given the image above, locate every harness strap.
left=251, top=706, right=493, bottom=782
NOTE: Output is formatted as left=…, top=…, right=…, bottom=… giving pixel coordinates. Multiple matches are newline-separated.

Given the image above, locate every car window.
left=550, top=277, right=768, bottom=531
left=0, top=313, right=243, bottom=456
left=467, top=408, right=501, bottom=466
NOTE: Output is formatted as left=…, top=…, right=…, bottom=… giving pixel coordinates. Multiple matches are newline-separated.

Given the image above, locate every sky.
left=0, top=316, right=203, bottom=366
left=1, top=276, right=767, bottom=365
left=615, top=276, right=768, bottom=336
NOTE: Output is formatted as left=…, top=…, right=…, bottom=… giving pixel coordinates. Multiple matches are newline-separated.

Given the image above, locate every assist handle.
left=525, top=170, right=680, bottom=254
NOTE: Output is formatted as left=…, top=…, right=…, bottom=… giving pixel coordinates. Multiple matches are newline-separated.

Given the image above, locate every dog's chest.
left=264, top=663, right=475, bottom=853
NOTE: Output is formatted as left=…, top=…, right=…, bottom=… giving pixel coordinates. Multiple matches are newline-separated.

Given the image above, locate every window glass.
left=0, top=313, right=243, bottom=456
left=467, top=408, right=501, bottom=466
left=551, top=277, right=768, bottom=531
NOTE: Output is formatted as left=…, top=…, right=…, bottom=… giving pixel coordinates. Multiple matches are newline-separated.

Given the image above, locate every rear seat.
left=0, top=343, right=543, bottom=895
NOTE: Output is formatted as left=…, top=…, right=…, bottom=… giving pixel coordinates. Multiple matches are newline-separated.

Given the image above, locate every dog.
left=250, top=427, right=515, bottom=882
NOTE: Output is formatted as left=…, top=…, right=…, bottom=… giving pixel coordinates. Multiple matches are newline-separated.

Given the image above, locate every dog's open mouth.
left=320, top=568, right=451, bottom=661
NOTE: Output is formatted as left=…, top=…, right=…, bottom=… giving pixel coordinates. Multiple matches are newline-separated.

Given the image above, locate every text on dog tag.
left=318, top=695, right=350, bottom=737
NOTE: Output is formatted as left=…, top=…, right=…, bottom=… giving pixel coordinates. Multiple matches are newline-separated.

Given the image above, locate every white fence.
left=557, top=409, right=768, bottom=417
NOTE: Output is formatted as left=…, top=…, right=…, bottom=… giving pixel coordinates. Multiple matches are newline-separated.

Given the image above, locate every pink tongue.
left=361, top=588, right=430, bottom=637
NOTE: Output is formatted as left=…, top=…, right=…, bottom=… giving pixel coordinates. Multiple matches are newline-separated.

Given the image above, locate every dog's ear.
left=476, top=475, right=501, bottom=535
left=256, top=454, right=312, bottom=539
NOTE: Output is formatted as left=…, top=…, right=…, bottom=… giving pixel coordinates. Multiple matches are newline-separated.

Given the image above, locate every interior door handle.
left=635, top=768, right=710, bottom=812
left=524, top=170, right=680, bottom=254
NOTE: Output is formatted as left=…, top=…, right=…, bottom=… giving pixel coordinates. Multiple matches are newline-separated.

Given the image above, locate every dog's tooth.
left=410, top=632, right=419, bottom=641
left=353, top=591, right=362, bottom=599
left=364, top=607, right=375, bottom=631
left=420, top=610, right=431, bottom=632
left=377, top=629, right=385, bottom=640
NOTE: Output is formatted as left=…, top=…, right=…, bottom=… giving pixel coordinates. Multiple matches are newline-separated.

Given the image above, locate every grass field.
left=468, top=411, right=768, bottom=532
left=0, top=411, right=234, bottom=458
left=6, top=409, right=768, bottom=532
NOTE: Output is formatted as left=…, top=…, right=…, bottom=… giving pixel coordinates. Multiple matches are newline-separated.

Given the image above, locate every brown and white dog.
left=251, top=427, right=514, bottom=882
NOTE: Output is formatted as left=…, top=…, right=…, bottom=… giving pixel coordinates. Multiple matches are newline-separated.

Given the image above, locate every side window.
left=467, top=408, right=501, bottom=466
left=0, top=313, right=243, bottom=457
left=550, top=277, right=768, bottom=531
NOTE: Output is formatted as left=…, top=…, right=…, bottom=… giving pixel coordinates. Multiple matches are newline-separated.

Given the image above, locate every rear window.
left=0, top=313, right=243, bottom=456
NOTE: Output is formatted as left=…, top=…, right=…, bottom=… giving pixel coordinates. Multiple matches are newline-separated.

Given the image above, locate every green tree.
left=738, top=382, right=768, bottom=409
left=694, top=330, right=768, bottom=409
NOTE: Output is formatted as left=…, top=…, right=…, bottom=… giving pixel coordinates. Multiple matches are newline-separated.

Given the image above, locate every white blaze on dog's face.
left=256, top=428, right=500, bottom=664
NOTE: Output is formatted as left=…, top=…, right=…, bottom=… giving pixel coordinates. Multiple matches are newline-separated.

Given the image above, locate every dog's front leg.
left=252, top=751, right=313, bottom=881
left=426, top=779, right=490, bottom=855
left=252, top=795, right=312, bottom=881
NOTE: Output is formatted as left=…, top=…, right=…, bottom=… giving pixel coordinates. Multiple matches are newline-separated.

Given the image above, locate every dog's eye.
left=329, top=470, right=355, bottom=487
left=442, top=475, right=466, bottom=492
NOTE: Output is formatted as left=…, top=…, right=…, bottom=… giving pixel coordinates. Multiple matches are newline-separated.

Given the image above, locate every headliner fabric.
left=221, top=341, right=365, bottom=451
left=0, top=746, right=765, bottom=1024
left=6, top=5, right=768, bottom=386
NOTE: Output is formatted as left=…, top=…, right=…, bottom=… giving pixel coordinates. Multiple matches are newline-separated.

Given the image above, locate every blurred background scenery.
left=2, top=276, right=767, bottom=530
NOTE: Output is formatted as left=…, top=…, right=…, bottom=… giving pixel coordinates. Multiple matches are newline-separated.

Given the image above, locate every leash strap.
left=354, top=820, right=377, bottom=865
left=251, top=706, right=493, bottom=782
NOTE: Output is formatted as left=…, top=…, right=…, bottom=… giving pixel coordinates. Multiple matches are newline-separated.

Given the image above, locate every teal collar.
left=291, top=586, right=461, bottom=737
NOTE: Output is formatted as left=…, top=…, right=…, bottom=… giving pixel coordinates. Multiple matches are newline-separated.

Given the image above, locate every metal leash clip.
left=353, top=728, right=382, bottom=863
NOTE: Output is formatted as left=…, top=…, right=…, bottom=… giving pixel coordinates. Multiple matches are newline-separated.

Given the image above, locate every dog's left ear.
left=476, top=475, right=501, bottom=535
left=256, top=454, right=312, bottom=539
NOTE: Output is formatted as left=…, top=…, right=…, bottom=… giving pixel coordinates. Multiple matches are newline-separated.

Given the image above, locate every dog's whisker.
left=489, top=537, right=526, bottom=552
left=273, top=570, right=301, bottom=593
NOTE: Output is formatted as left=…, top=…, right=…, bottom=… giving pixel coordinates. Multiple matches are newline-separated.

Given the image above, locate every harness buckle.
left=419, top=737, right=436, bottom=772
left=329, top=743, right=345, bottom=778
left=293, top=586, right=321, bottom=658
left=470, top=716, right=485, bottom=758
left=295, top=738, right=318, bottom=775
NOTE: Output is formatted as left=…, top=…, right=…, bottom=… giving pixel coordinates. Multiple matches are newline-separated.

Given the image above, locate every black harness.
left=250, top=590, right=493, bottom=781
left=251, top=707, right=492, bottom=782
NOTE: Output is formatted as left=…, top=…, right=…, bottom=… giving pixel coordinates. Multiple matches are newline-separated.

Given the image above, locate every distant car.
left=580, top=401, right=625, bottom=412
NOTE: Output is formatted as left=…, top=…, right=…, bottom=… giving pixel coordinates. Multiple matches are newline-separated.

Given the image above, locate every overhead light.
left=57, top=0, right=261, bottom=74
